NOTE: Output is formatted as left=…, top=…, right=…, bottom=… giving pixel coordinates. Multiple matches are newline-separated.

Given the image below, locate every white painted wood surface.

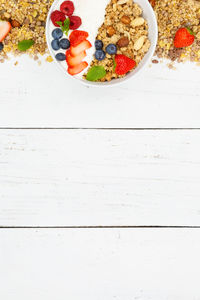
left=0, top=56, right=200, bottom=128
left=1, top=129, right=200, bottom=227
left=1, top=228, right=200, bottom=300
left=1, top=55, right=200, bottom=299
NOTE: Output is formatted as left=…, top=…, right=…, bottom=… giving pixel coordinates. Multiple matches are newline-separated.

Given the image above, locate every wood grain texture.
left=0, top=57, right=200, bottom=128
left=1, top=228, right=200, bottom=300
left=1, top=129, right=200, bottom=227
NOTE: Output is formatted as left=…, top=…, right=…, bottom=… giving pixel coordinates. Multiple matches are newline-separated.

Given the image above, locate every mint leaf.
left=18, top=40, right=34, bottom=51
left=56, top=18, right=70, bottom=36
left=86, top=66, right=106, bottom=82
left=56, top=21, right=63, bottom=27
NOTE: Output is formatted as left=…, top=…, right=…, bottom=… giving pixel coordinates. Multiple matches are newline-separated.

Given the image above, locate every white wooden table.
left=1, top=56, right=200, bottom=299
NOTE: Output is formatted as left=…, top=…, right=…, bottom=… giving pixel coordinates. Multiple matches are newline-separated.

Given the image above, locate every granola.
left=0, top=0, right=53, bottom=62
left=152, top=0, right=200, bottom=63
left=85, top=0, right=150, bottom=81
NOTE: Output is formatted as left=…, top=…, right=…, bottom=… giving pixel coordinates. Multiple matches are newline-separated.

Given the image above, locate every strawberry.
left=69, top=30, right=89, bottom=47
left=51, top=10, right=66, bottom=27
left=66, top=50, right=86, bottom=67
left=68, top=61, right=88, bottom=75
left=149, top=0, right=156, bottom=7
left=0, top=21, right=11, bottom=42
left=174, top=27, right=195, bottom=48
left=114, top=54, right=136, bottom=75
left=70, top=40, right=92, bottom=57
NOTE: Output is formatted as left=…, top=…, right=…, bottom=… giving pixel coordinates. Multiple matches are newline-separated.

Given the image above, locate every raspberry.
left=69, top=16, right=82, bottom=30
left=51, top=10, right=66, bottom=27
left=60, top=1, right=75, bottom=16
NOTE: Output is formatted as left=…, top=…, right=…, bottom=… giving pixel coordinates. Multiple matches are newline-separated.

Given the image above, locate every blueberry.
left=55, top=53, right=66, bottom=61
left=106, top=44, right=117, bottom=55
left=95, top=40, right=103, bottom=50
left=95, top=50, right=106, bottom=61
left=0, top=42, right=3, bottom=52
left=52, top=28, right=63, bottom=39
left=51, top=39, right=60, bottom=51
left=59, top=38, right=70, bottom=50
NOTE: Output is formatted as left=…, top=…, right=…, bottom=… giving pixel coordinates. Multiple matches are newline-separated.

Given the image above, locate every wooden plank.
left=0, top=129, right=200, bottom=226
left=1, top=56, right=200, bottom=128
left=0, top=228, right=200, bottom=299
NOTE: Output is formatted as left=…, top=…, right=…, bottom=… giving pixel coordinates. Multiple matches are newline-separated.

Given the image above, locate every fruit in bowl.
left=46, top=0, right=158, bottom=86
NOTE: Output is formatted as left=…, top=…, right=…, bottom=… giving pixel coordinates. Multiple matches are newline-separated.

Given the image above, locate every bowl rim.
left=46, top=0, right=158, bottom=87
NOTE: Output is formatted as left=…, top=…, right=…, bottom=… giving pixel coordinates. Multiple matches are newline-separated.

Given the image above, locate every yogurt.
left=47, top=0, right=110, bottom=79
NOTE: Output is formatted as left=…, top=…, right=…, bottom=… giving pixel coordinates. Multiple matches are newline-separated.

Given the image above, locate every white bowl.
left=46, top=0, right=158, bottom=87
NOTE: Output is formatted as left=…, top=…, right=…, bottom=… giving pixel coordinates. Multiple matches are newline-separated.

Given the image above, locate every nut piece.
left=121, top=15, right=131, bottom=25
left=117, top=36, right=129, bottom=48
left=117, top=0, right=129, bottom=5
left=4, top=12, right=11, bottom=19
left=23, top=17, right=30, bottom=25
left=152, top=59, right=159, bottom=64
left=134, top=36, right=146, bottom=50
left=107, top=26, right=116, bottom=37
left=131, top=17, right=145, bottom=27
left=11, top=19, right=21, bottom=28
left=124, top=31, right=130, bottom=41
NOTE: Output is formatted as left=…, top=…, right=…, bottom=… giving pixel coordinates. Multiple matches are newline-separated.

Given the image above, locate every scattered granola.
left=151, top=0, right=200, bottom=63
left=0, top=0, right=54, bottom=61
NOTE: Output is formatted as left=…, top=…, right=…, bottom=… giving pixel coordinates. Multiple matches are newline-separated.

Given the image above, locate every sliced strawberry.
left=0, top=21, right=11, bottom=42
left=66, top=50, right=86, bottom=67
left=69, top=16, right=82, bottom=30
left=51, top=10, right=66, bottom=27
left=60, top=1, right=74, bottom=16
left=69, top=30, right=89, bottom=47
left=68, top=61, right=88, bottom=75
left=70, top=40, right=92, bottom=57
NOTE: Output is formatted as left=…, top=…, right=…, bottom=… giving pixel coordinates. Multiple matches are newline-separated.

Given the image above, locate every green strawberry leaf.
left=186, top=27, right=195, bottom=36
left=86, top=66, right=106, bottom=81
left=18, top=40, right=35, bottom=51
left=56, top=18, right=70, bottom=36
left=113, top=58, right=116, bottom=72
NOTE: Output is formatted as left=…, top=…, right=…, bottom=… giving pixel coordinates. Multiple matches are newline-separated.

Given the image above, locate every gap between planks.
left=1, top=226, right=200, bottom=229
left=0, top=128, right=200, bottom=130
